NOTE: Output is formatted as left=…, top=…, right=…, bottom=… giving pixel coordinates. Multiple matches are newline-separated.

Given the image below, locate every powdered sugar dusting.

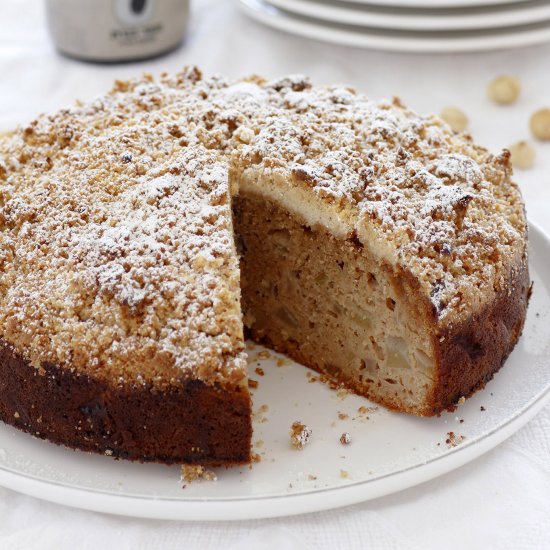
left=0, top=87, right=246, bottom=385
left=0, top=66, right=527, bottom=381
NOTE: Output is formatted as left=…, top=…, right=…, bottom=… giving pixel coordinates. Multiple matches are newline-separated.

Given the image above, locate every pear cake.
left=0, top=68, right=530, bottom=465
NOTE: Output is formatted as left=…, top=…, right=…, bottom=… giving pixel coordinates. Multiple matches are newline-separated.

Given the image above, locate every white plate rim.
left=0, top=221, right=548, bottom=521
left=237, top=0, right=550, bottom=53
left=265, top=0, right=550, bottom=32
left=327, top=0, right=530, bottom=9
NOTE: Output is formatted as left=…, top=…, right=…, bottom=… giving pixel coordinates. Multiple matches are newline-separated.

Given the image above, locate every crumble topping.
left=0, top=122, right=246, bottom=385
left=0, top=66, right=527, bottom=380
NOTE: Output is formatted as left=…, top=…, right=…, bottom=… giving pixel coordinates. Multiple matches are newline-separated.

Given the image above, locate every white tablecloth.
left=1, top=1, right=550, bottom=548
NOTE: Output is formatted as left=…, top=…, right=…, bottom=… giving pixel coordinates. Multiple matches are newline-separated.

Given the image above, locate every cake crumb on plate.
left=290, top=421, right=312, bottom=450
left=181, top=465, right=218, bottom=485
left=253, top=404, right=269, bottom=424
left=445, top=431, right=466, bottom=448
left=340, top=433, right=352, bottom=445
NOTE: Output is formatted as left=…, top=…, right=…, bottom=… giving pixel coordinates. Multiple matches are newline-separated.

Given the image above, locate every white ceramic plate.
left=266, top=0, right=550, bottom=31
left=332, top=0, right=529, bottom=8
left=237, top=0, right=550, bottom=52
left=0, top=223, right=549, bottom=521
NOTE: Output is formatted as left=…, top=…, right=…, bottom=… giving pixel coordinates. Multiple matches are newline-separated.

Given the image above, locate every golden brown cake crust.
left=429, top=250, right=531, bottom=414
left=0, top=339, right=252, bottom=465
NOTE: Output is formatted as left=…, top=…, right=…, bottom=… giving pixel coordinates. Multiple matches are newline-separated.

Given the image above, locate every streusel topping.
left=233, top=78, right=526, bottom=324
left=0, top=67, right=527, bottom=379
left=0, top=97, right=246, bottom=385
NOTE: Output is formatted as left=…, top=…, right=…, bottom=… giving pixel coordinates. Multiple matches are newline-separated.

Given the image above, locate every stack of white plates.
left=236, top=0, right=550, bottom=52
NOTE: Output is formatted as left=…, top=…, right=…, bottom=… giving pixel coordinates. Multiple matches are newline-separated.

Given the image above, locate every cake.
left=0, top=68, right=530, bottom=465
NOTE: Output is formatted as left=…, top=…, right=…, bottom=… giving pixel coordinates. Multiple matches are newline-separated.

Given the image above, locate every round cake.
left=0, top=68, right=530, bottom=465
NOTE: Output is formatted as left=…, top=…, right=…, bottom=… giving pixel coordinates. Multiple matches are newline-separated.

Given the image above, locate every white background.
left=1, top=0, right=550, bottom=548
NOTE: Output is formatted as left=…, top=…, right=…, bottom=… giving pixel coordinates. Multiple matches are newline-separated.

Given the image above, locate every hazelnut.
left=487, top=76, right=521, bottom=105
left=440, top=107, right=468, bottom=133
left=530, top=108, right=550, bottom=141
left=508, top=141, right=535, bottom=170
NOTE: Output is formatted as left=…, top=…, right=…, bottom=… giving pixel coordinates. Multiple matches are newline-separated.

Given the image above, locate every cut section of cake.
left=0, top=68, right=530, bottom=464
left=232, top=79, right=529, bottom=416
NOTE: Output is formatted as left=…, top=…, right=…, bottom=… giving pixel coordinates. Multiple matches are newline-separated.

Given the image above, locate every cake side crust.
left=0, top=339, right=252, bottom=466
left=428, top=249, right=531, bottom=415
